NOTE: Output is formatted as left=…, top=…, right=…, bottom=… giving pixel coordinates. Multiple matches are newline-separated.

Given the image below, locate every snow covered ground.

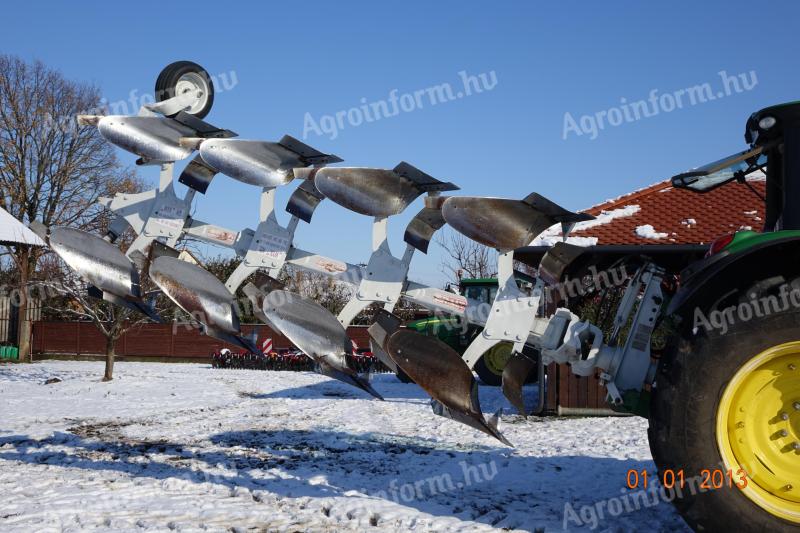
left=0, top=361, right=690, bottom=532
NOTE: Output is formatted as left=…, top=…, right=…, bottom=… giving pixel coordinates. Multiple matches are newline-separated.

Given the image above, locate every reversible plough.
left=31, top=62, right=676, bottom=445
left=33, top=61, right=800, bottom=531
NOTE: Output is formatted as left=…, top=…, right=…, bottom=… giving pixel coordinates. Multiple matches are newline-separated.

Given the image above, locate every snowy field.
left=0, top=361, right=689, bottom=532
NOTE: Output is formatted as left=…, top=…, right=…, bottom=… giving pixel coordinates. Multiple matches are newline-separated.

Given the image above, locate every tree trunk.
left=103, top=336, right=116, bottom=382
left=16, top=246, right=32, bottom=363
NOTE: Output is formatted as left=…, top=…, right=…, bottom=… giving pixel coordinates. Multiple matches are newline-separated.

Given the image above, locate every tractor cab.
left=668, top=101, right=800, bottom=313
left=447, top=270, right=535, bottom=305
left=456, top=271, right=536, bottom=305
left=672, top=100, right=800, bottom=232
left=459, top=277, right=498, bottom=305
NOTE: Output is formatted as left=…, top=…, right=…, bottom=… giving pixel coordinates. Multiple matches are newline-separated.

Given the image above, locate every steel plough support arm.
left=461, top=251, right=543, bottom=370
left=336, top=216, right=416, bottom=327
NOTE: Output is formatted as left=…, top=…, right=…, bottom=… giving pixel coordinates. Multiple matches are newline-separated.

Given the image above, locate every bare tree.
left=280, top=266, right=354, bottom=316
left=36, top=202, right=165, bottom=381
left=200, top=255, right=354, bottom=320
left=436, top=229, right=498, bottom=286
left=202, top=255, right=405, bottom=327
left=0, top=55, right=133, bottom=362
left=39, top=272, right=153, bottom=381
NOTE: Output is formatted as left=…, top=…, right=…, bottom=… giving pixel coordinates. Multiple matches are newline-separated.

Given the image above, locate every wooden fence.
left=31, top=321, right=372, bottom=360
left=545, top=362, right=612, bottom=414
left=30, top=321, right=612, bottom=413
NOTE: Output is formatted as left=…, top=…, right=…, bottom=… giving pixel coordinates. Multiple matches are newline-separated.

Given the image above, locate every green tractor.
left=646, top=101, right=800, bottom=531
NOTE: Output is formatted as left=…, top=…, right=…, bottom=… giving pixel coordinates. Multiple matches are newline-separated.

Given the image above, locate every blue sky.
left=3, top=1, right=798, bottom=286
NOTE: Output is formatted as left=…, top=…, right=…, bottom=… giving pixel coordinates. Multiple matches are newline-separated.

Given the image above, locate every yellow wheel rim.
left=716, top=341, right=800, bottom=523
left=483, top=342, right=513, bottom=376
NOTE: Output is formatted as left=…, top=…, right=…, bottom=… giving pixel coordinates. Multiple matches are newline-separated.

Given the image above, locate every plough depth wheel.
left=155, top=61, right=215, bottom=118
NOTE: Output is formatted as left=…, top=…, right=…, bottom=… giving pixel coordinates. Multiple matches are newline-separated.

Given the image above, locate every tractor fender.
left=668, top=234, right=800, bottom=318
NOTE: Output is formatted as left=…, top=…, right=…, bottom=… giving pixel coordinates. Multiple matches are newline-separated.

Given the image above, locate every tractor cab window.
left=671, top=145, right=767, bottom=193
left=463, top=285, right=498, bottom=304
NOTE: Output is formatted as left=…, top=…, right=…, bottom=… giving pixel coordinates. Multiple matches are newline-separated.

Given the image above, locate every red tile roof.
left=565, top=178, right=766, bottom=245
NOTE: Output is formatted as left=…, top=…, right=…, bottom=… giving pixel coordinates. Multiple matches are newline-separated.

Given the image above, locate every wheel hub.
left=484, top=342, right=513, bottom=375
left=175, top=72, right=209, bottom=115
left=717, top=341, right=800, bottom=523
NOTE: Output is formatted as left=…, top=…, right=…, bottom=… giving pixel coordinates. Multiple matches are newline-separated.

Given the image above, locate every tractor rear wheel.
left=474, top=342, right=513, bottom=386
left=649, top=306, right=800, bottom=531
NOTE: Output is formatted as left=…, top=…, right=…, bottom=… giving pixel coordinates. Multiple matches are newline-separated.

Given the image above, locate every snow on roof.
left=0, top=207, right=45, bottom=246
left=635, top=224, right=669, bottom=240
left=531, top=204, right=640, bottom=247
left=530, top=234, right=599, bottom=247
left=530, top=177, right=766, bottom=246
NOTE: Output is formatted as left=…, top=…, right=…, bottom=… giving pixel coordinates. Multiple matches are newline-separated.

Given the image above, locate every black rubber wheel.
left=649, top=303, right=800, bottom=532
left=155, top=61, right=214, bottom=119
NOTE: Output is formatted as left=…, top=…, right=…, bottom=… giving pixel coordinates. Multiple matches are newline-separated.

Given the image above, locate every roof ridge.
left=581, top=179, right=672, bottom=215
